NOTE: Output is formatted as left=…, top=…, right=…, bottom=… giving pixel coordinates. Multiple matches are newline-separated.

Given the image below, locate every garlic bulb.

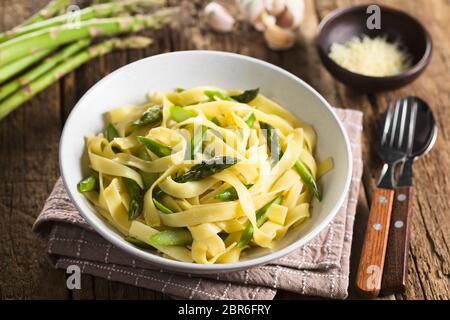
left=236, top=0, right=304, bottom=29
left=236, top=0, right=304, bottom=50
left=205, top=2, right=235, bottom=33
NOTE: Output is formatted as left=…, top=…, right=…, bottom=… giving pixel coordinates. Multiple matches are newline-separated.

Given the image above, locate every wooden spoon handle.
left=381, top=186, right=413, bottom=294
left=356, top=187, right=394, bottom=298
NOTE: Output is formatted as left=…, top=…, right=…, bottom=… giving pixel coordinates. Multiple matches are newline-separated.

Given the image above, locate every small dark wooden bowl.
left=316, top=5, right=432, bottom=92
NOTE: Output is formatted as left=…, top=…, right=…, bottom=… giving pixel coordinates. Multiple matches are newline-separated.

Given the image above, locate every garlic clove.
left=263, top=23, right=296, bottom=50
left=276, top=7, right=294, bottom=28
left=205, top=2, right=235, bottom=33
left=266, top=0, right=286, bottom=16
left=236, top=0, right=267, bottom=31
left=249, top=0, right=268, bottom=31
left=283, top=0, right=304, bottom=29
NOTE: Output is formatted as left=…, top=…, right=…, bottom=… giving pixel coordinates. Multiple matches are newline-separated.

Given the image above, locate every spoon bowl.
left=408, top=96, right=437, bottom=160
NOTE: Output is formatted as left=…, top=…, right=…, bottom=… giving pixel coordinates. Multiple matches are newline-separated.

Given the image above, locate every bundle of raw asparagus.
left=0, top=0, right=177, bottom=120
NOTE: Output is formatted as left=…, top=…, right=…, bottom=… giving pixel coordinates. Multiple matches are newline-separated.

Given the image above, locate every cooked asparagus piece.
left=238, top=195, right=283, bottom=248
left=77, top=173, right=99, bottom=192
left=0, top=48, right=53, bottom=84
left=0, top=0, right=163, bottom=44
left=170, top=105, right=196, bottom=122
left=215, top=186, right=239, bottom=201
left=0, top=39, right=90, bottom=101
left=0, top=8, right=177, bottom=67
left=230, top=88, right=259, bottom=103
left=19, top=0, right=71, bottom=27
left=137, top=136, right=172, bottom=157
left=125, top=236, right=153, bottom=249
left=105, top=123, right=120, bottom=141
left=136, top=146, right=159, bottom=190
left=243, top=112, right=256, bottom=128
left=260, top=122, right=281, bottom=163
left=210, top=116, right=220, bottom=126
left=149, top=229, right=193, bottom=246
left=190, top=125, right=205, bottom=159
left=132, top=105, right=162, bottom=126
left=152, top=187, right=165, bottom=199
left=152, top=198, right=173, bottom=214
left=214, top=184, right=252, bottom=201
left=0, top=37, right=152, bottom=120
left=294, top=160, right=321, bottom=201
left=123, top=177, right=143, bottom=220
left=204, top=90, right=233, bottom=101
left=105, top=122, right=121, bottom=152
left=174, top=156, right=239, bottom=183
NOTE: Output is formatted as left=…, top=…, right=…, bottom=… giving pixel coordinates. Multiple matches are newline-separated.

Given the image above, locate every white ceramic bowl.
left=60, top=50, right=352, bottom=274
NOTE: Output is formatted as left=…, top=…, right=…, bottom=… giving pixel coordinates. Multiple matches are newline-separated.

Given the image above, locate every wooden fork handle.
left=356, top=187, right=394, bottom=298
left=381, top=186, right=413, bottom=294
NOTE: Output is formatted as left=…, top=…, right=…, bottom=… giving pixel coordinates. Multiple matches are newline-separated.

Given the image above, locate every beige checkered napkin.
left=33, top=108, right=363, bottom=300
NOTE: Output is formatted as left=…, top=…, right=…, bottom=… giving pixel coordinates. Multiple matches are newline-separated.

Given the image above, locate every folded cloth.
left=33, top=108, right=363, bottom=300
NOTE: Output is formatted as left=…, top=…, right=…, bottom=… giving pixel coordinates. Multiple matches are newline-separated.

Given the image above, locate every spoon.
left=381, top=96, right=437, bottom=295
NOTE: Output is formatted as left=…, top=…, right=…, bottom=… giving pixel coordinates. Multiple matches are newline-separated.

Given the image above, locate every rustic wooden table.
left=0, top=0, right=448, bottom=300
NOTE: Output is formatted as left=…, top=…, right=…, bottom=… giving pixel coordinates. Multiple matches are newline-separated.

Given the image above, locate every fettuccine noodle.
left=78, top=86, right=332, bottom=264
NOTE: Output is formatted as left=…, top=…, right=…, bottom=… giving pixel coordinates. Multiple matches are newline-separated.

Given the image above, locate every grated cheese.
left=328, top=35, right=412, bottom=77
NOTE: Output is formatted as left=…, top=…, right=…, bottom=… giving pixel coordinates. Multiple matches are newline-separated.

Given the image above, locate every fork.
left=356, top=98, right=412, bottom=298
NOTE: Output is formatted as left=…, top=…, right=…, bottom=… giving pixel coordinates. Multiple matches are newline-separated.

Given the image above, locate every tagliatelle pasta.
left=77, top=86, right=332, bottom=264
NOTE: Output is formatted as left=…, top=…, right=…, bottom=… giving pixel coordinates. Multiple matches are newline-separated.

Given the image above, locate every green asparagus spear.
left=0, top=1, right=163, bottom=44
left=215, top=186, right=239, bottom=201
left=0, top=39, right=90, bottom=101
left=0, top=8, right=177, bottom=67
left=0, top=48, right=53, bottom=84
left=152, top=187, right=165, bottom=199
left=139, top=171, right=158, bottom=191
left=123, top=177, right=143, bottom=220
left=243, top=112, right=256, bottom=128
left=204, top=90, right=233, bottom=102
left=260, top=122, right=281, bottom=163
left=152, top=198, right=173, bottom=214
left=238, top=195, right=283, bottom=248
left=210, top=116, right=220, bottom=126
left=174, top=156, right=239, bottom=183
left=19, top=0, right=71, bottom=27
left=105, top=123, right=121, bottom=153
left=214, top=184, right=253, bottom=201
left=137, top=145, right=151, bottom=161
left=78, top=173, right=99, bottom=193
left=190, top=125, right=205, bottom=159
left=294, top=160, right=321, bottom=201
left=136, top=146, right=159, bottom=190
left=149, top=229, right=193, bottom=246
left=0, top=37, right=152, bottom=120
left=105, top=123, right=119, bottom=141
left=230, top=88, right=259, bottom=103
left=132, top=105, right=162, bottom=126
left=125, top=236, right=153, bottom=249
left=170, top=105, right=196, bottom=122
left=137, top=136, right=172, bottom=157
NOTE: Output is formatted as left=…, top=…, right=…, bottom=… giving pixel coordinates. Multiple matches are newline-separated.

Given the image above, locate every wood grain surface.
left=356, top=187, right=394, bottom=298
left=0, top=0, right=448, bottom=300
left=382, top=186, right=414, bottom=295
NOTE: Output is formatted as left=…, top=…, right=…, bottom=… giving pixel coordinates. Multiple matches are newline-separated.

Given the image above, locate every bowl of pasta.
left=60, top=50, right=352, bottom=274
